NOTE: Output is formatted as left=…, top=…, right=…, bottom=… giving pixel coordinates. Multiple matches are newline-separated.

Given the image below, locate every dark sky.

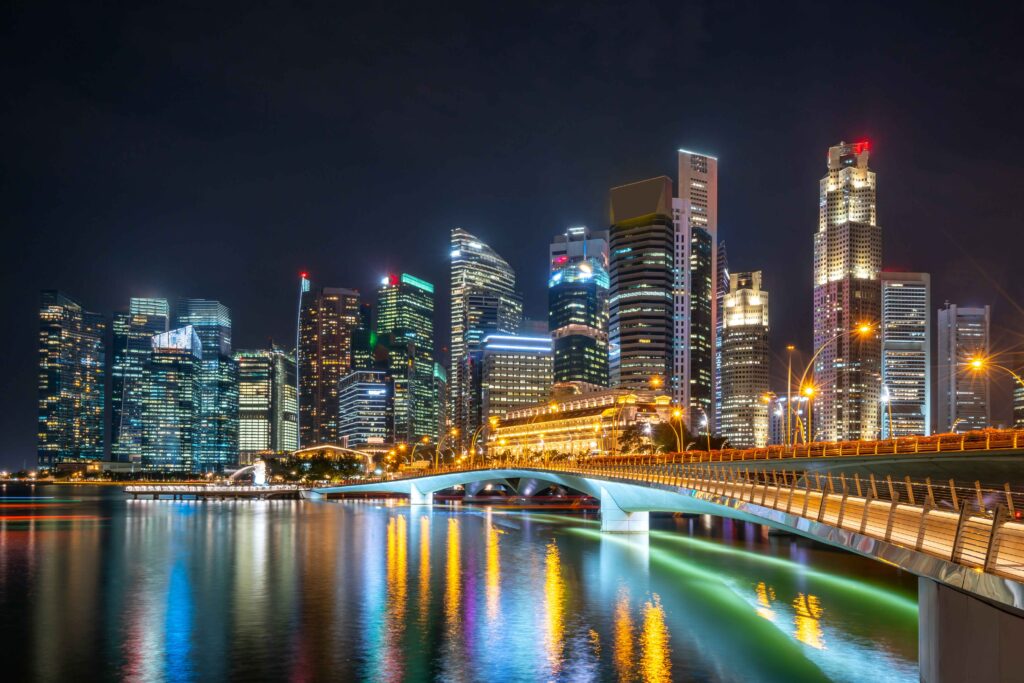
left=3, top=2, right=1023, bottom=469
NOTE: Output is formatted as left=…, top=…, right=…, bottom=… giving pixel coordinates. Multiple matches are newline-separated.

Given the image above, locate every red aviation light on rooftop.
left=300, top=271, right=309, bottom=279
left=388, top=273, right=399, bottom=286
left=852, top=140, right=871, bottom=155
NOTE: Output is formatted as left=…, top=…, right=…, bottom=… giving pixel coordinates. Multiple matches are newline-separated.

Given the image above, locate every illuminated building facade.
left=937, top=303, right=990, bottom=432
left=881, top=272, right=931, bottom=437
left=720, top=271, right=769, bottom=448
left=812, top=141, right=882, bottom=441
left=176, top=299, right=239, bottom=472
left=337, top=370, right=392, bottom=447
left=376, top=273, right=437, bottom=439
left=481, top=335, right=553, bottom=426
left=37, top=291, right=106, bottom=466
left=548, top=226, right=609, bottom=388
left=714, top=241, right=729, bottom=429
left=234, top=346, right=298, bottom=463
left=111, top=298, right=169, bottom=462
left=677, top=149, right=718, bottom=430
left=1014, top=382, right=1024, bottom=429
left=491, top=389, right=672, bottom=457
left=449, top=228, right=522, bottom=446
left=141, top=326, right=202, bottom=472
left=298, top=279, right=362, bottom=446
left=609, top=177, right=674, bottom=391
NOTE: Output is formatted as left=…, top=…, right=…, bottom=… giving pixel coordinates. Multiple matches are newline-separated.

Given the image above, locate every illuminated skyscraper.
left=176, top=299, right=238, bottom=472
left=376, top=273, right=437, bottom=439
left=812, top=141, right=882, bottom=441
left=481, top=335, right=553, bottom=425
left=37, top=291, right=105, bottom=466
left=609, top=177, right=674, bottom=390
left=449, top=228, right=522, bottom=445
left=677, top=149, right=719, bottom=430
left=111, top=297, right=169, bottom=462
left=720, top=272, right=770, bottom=448
left=1014, top=382, right=1024, bottom=429
left=937, top=303, right=990, bottom=432
left=337, top=370, right=392, bottom=447
left=141, top=326, right=202, bottom=473
left=298, top=279, right=361, bottom=446
left=234, top=346, right=298, bottom=462
left=881, top=272, right=931, bottom=437
left=548, top=226, right=609, bottom=388
left=714, top=241, right=729, bottom=430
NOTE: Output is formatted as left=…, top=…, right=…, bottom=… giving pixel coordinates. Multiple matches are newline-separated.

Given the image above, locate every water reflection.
left=0, top=488, right=919, bottom=682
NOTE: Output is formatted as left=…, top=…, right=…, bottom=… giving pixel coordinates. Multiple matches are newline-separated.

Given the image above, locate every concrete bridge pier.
left=409, top=484, right=433, bottom=506
left=599, top=487, right=649, bottom=533
left=918, top=577, right=1024, bottom=682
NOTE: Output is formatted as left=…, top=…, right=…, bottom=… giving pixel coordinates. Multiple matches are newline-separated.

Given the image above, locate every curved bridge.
left=315, top=461, right=1024, bottom=681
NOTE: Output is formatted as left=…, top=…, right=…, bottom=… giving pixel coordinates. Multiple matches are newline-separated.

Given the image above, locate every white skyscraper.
left=720, top=271, right=769, bottom=448
left=881, top=272, right=931, bottom=437
left=812, top=141, right=882, bottom=442
left=937, top=303, right=991, bottom=432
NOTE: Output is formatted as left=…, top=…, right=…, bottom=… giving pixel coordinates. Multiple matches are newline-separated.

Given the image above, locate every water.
left=0, top=485, right=918, bottom=682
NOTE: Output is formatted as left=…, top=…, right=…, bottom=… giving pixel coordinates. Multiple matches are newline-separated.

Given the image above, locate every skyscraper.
left=812, top=141, right=882, bottom=441
left=1014, top=381, right=1024, bottom=429
left=548, top=226, right=609, bottom=388
left=714, top=241, right=729, bottom=430
left=376, top=273, right=437, bottom=439
left=235, top=346, right=298, bottom=462
left=141, top=326, right=202, bottom=473
left=678, top=150, right=719, bottom=430
left=298, top=279, right=361, bottom=446
left=609, top=177, right=674, bottom=390
left=176, top=299, right=239, bottom=472
left=337, top=370, right=392, bottom=448
left=481, top=334, right=553, bottom=426
left=881, top=272, right=931, bottom=437
left=937, top=303, right=990, bottom=432
left=111, top=298, right=169, bottom=462
left=449, top=228, right=522, bottom=445
left=720, top=272, right=770, bottom=448
left=37, top=291, right=105, bottom=466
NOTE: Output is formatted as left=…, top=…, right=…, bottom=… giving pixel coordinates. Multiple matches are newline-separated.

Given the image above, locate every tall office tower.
left=450, top=228, right=522, bottom=446
left=297, top=279, right=362, bottom=446
left=937, top=303, right=991, bottom=432
left=480, top=334, right=553, bottom=425
left=548, top=226, right=610, bottom=388
left=376, top=273, right=437, bottom=439
left=714, top=241, right=730, bottom=430
left=433, top=363, right=448, bottom=438
left=609, top=177, right=674, bottom=390
left=720, top=272, right=770, bottom=448
left=881, top=272, right=932, bottom=437
left=677, top=150, right=719, bottom=430
left=812, top=141, right=882, bottom=442
left=141, top=326, right=202, bottom=473
left=111, top=298, right=169, bottom=462
left=234, top=346, right=298, bottom=463
left=176, top=299, right=239, bottom=472
left=37, top=291, right=105, bottom=466
left=337, top=370, right=393, bottom=447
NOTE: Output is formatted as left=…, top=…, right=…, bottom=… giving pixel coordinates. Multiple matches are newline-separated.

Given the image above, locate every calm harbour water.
left=0, top=484, right=918, bottom=682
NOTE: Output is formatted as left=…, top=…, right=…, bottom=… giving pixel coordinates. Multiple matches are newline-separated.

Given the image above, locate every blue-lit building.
left=176, top=299, right=239, bottom=472
left=111, top=298, right=169, bottom=462
left=141, top=326, right=203, bottom=473
left=338, top=370, right=392, bottom=447
left=37, top=291, right=106, bottom=467
left=548, top=227, right=609, bottom=388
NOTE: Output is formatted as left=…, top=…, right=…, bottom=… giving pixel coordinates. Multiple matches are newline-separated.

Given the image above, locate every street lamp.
left=435, top=428, right=458, bottom=469
left=668, top=407, right=685, bottom=453
left=880, top=386, right=894, bottom=440
left=802, top=385, right=816, bottom=442
left=967, top=355, right=1024, bottom=388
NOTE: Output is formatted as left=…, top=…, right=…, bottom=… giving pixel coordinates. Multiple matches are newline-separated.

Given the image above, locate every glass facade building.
left=548, top=227, right=609, bottom=388
left=111, top=298, right=169, bottom=462
left=881, top=272, right=931, bottom=437
left=449, top=228, right=522, bottom=447
left=481, top=335, right=553, bottom=427
left=235, top=346, right=298, bottom=462
left=37, top=291, right=106, bottom=466
left=720, top=272, right=770, bottom=448
left=337, top=370, right=392, bottom=447
left=297, top=280, right=361, bottom=446
left=176, top=299, right=239, bottom=472
left=141, top=326, right=202, bottom=473
left=937, top=303, right=990, bottom=432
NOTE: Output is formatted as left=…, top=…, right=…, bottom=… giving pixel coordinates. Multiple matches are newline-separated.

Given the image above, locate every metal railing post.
left=983, top=505, right=1007, bottom=573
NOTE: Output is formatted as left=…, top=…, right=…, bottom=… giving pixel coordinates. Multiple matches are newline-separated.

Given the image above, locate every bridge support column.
left=919, top=577, right=1024, bottom=682
left=599, top=487, right=648, bottom=533
left=409, top=484, right=433, bottom=506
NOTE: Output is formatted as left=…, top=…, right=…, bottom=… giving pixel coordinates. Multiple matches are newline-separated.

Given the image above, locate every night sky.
left=3, top=2, right=1022, bottom=469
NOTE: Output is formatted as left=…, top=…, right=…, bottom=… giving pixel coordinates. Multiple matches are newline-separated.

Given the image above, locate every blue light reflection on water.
left=0, top=487, right=918, bottom=681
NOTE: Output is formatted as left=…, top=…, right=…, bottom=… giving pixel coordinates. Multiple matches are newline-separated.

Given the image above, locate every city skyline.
left=6, top=4, right=1024, bottom=467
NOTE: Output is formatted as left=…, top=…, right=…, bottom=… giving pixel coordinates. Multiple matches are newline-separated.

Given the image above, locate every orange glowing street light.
left=649, top=375, right=663, bottom=389
left=967, top=355, right=1024, bottom=388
